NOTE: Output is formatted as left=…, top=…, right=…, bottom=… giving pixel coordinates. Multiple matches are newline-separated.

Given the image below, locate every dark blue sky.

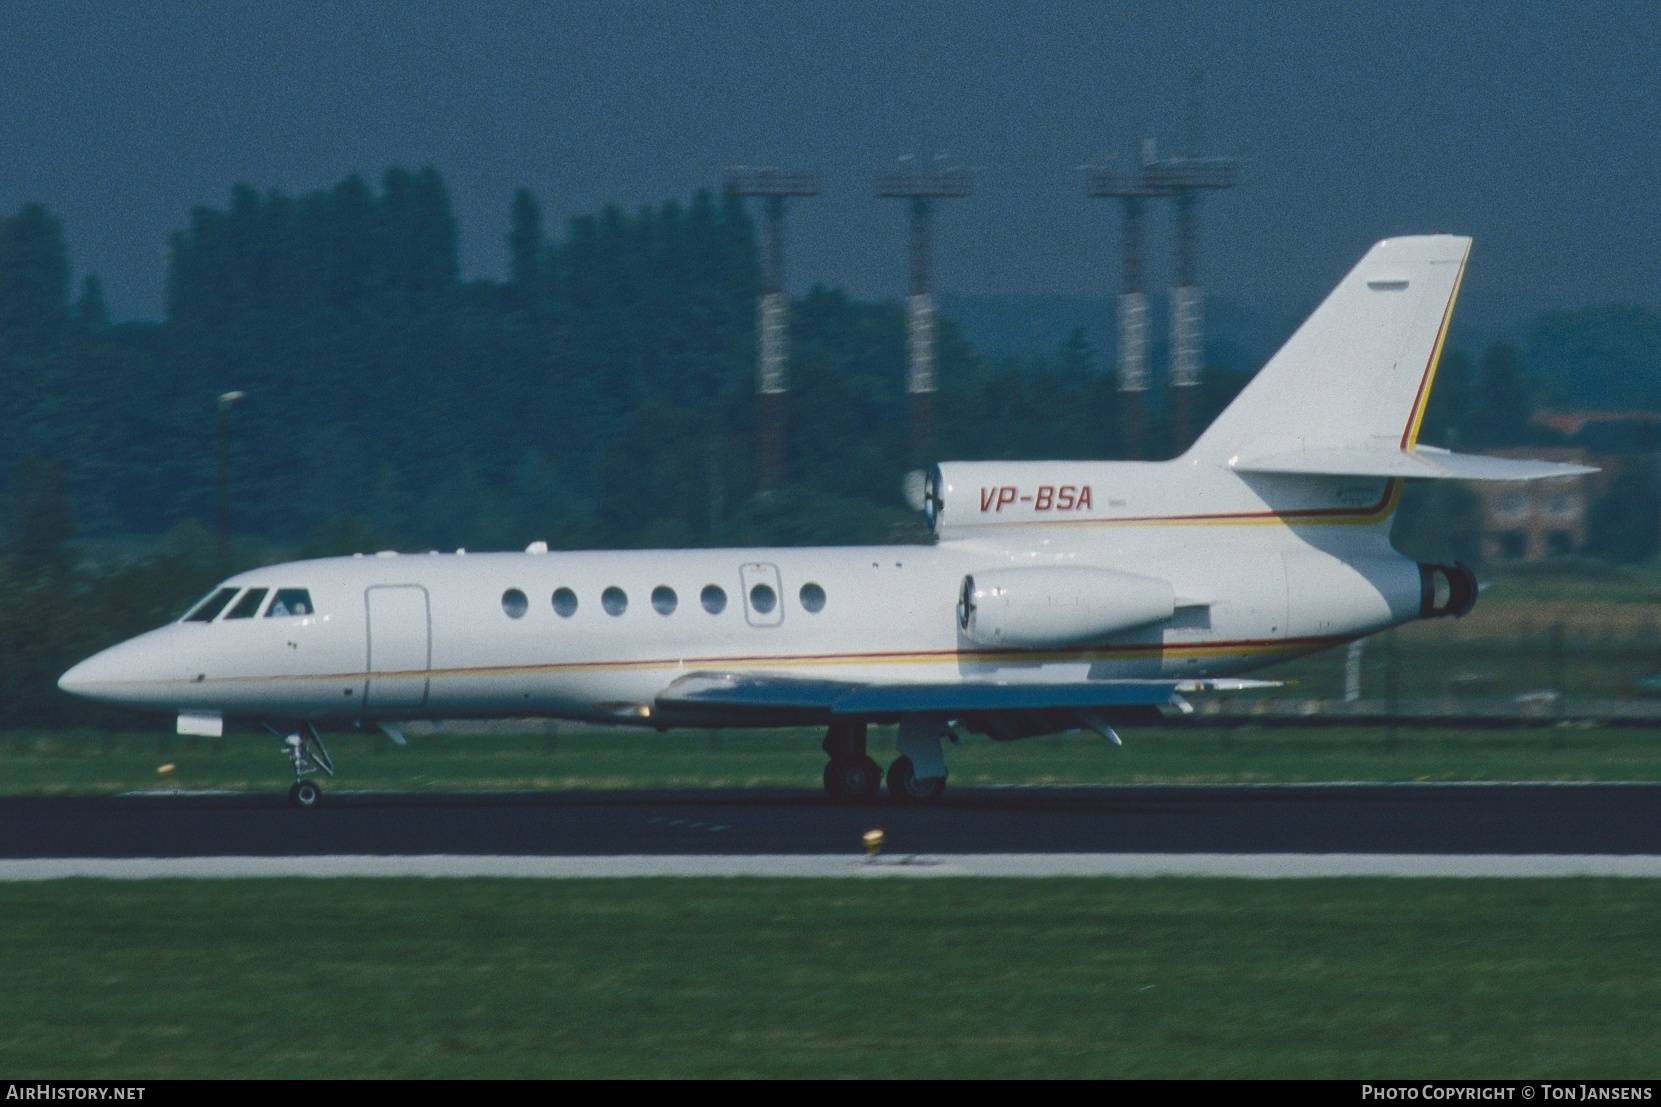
left=3, top=1, right=1657, bottom=328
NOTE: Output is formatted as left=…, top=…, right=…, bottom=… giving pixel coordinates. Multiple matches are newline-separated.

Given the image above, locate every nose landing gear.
left=268, top=722, right=334, bottom=809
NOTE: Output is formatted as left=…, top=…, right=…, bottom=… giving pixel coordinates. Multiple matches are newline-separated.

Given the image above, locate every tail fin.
left=1187, top=235, right=1469, bottom=464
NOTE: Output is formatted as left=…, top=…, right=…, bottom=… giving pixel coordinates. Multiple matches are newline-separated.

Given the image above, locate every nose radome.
left=57, top=657, right=89, bottom=695
left=59, top=648, right=120, bottom=700
left=58, top=636, right=160, bottom=703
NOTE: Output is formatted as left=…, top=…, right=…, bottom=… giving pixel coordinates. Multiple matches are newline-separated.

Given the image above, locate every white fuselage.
left=58, top=465, right=1425, bottom=727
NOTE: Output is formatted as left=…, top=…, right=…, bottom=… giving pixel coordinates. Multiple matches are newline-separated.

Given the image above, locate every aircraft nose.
left=59, top=651, right=110, bottom=700
left=58, top=642, right=143, bottom=703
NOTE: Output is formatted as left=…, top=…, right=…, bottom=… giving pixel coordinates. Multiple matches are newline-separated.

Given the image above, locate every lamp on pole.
left=217, top=390, right=245, bottom=564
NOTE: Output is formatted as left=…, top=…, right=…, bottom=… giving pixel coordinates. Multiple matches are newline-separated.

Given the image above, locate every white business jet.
left=59, top=236, right=1588, bottom=807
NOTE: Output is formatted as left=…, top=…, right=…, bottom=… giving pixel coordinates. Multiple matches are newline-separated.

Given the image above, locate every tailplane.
left=1187, top=234, right=1588, bottom=482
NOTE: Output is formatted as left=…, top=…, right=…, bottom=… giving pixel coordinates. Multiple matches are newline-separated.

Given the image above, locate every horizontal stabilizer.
left=1231, top=445, right=1595, bottom=482
left=658, top=672, right=1274, bottom=717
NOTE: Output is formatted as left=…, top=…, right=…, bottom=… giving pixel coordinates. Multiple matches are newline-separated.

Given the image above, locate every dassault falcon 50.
left=60, top=235, right=1588, bottom=807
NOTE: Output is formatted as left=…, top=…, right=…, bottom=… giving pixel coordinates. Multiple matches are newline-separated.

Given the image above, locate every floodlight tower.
left=1141, top=140, right=1237, bottom=449
left=876, top=162, right=972, bottom=468
left=724, top=168, right=821, bottom=492
left=1088, top=143, right=1169, bottom=459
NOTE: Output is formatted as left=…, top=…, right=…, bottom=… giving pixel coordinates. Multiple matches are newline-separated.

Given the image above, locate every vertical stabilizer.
left=1187, top=235, right=1469, bottom=464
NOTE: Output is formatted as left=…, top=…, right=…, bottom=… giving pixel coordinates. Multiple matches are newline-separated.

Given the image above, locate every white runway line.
left=5, top=853, right=1661, bottom=880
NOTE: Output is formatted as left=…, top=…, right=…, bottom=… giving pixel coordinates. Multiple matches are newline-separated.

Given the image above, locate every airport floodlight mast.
left=724, top=169, right=821, bottom=493
left=1143, top=140, right=1238, bottom=448
left=1088, top=144, right=1168, bottom=459
left=1089, top=138, right=1237, bottom=454
left=875, top=161, right=972, bottom=470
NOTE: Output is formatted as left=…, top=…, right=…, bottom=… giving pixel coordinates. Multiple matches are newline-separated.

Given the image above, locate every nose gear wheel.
left=266, top=722, right=334, bottom=808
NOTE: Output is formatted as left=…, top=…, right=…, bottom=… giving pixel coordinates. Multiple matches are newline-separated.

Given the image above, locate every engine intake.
left=1418, top=561, right=1478, bottom=619
left=958, top=566, right=1176, bottom=648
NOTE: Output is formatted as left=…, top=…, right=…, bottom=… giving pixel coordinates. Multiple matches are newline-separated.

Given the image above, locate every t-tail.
left=926, top=235, right=1591, bottom=542
left=1189, top=234, right=1588, bottom=484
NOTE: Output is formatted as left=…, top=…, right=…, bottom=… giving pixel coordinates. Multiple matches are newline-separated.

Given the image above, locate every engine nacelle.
left=958, top=566, right=1176, bottom=648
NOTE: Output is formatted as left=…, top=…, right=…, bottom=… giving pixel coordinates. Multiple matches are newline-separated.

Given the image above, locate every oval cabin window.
left=602, top=587, right=628, bottom=616
left=800, top=582, right=826, bottom=613
left=652, top=586, right=677, bottom=615
left=502, top=589, right=529, bottom=619
left=552, top=588, right=578, bottom=618
left=749, top=582, right=777, bottom=615
left=701, top=585, right=727, bottom=615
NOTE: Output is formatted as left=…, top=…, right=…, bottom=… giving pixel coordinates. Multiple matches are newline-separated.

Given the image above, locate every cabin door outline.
left=364, top=585, right=431, bottom=709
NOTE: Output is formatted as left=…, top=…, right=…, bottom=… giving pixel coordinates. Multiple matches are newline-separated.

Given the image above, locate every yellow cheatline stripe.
left=1403, top=241, right=1470, bottom=450
left=89, top=636, right=1341, bottom=691
left=966, top=498, right=1401, bottom=531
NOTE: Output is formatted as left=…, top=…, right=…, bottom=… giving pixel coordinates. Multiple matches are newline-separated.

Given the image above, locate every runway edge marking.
left=7, top=854, right=1661, bottom=880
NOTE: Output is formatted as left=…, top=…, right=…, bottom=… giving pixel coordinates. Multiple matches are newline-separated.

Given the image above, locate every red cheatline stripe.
left=84, top=633, right=1356, bottom=689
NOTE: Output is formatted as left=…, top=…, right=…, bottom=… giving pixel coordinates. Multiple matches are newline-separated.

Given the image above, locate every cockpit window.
left=224, top=588, right=269, bottom=620
left=182, top=587, right=240, bottom=623
left=265, top=589, right=314, bottom=617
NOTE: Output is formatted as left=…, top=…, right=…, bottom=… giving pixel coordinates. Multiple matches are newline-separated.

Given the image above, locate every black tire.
left=288, top=780, right=321, bottom=809
left=823, top=755, right=882, bottom=803
left=886, top=755, right=946, bottom=803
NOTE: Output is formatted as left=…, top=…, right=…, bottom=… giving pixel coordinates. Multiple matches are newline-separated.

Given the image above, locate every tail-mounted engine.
left=958, top=566, right=1176, bottom=648
left=1418, top=561, right=1478, bottom=619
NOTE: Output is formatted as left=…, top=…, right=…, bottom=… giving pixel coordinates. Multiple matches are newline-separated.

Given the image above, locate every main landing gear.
left=821, top=717, right=950, bottom=804
left=822, top=721, right=882, bottom=803
left=268, top=722, right=334, bottom=809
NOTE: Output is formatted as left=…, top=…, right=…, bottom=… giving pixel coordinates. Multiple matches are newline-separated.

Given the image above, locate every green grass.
left=11, top=723, right=1661, bottom=793
left=1, top=878, right=1657, bottom=1077
left=1479, top=559, right=1661, bottom=604
left=5, top=722, right=1661, bottom=795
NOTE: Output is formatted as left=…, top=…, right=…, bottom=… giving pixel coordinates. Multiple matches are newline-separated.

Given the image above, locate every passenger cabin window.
left=800, top=583, right=826, bottom=613
left=265, top=589, right=314, bottom=617
left=183, top=587, right=239, bottom=623
left=502, top=589, right=528, bottom=619
left=651, top=586, right=677, bottom=615
left=701, top=585, right=727, bottom=614
left=602, top=587, right=628, bottom=616
left=749, top=582, right=777, bottom=615
left=224, top=588, right=269, bottom=619
left=552, top=588, right=578, bottom=618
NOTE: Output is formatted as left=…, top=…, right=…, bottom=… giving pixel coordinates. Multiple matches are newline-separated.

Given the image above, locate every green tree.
left=7, top=453, right=74, bottom=577
left=1058, top=326, right=1096, bottom=374
left=1586, top=459, right=1661, bottom=563
left=508, top=188, right=543, bottom=311
left=1470, top=341, right=1533, bottom=447
left=0, top=204, right=70, bottom=347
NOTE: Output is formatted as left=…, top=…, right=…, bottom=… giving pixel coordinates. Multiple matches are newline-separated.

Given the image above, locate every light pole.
left=217, top=390, right=245, bottom=564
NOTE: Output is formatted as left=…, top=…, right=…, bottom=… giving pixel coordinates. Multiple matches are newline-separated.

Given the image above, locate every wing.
left=653, top=671, right=1275, bottom=739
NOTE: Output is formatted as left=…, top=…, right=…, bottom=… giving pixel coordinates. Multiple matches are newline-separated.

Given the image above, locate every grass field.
left=4, top=721, right=1661, bottom=794
left=0, top=877, right=1656, bottom=1078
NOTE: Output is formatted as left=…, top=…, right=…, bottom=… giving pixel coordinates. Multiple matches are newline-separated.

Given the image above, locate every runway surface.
left=7, top=852, right=1661, bottom=880
left=3, top=784, right=1660, bottom=860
